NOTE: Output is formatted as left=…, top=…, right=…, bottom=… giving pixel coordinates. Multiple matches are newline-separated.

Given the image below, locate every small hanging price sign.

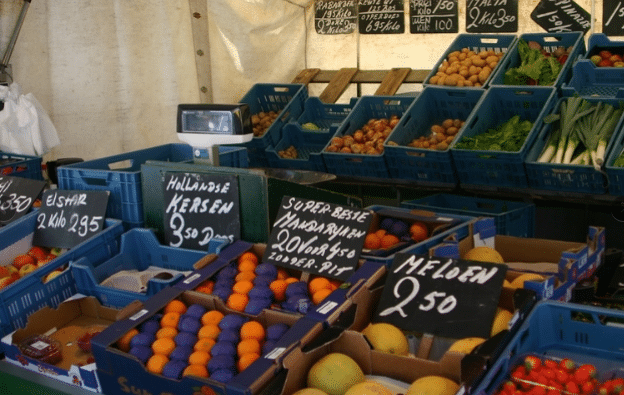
left=374, top=253, right=507, bottom=338
left=466, top=0, right=517, bottom=33
left=163, top=172, right=240, bottom=251
left=263, top=196, right=372, bottom=281
left=0, top=175, right=46, bottom=226
left=315, top=0, right=357, bottom=34
left=409, top=0, right=458, bottom=33
left=358, top=0, right=405, bottom=34
left=33, top=190, right=109, bottom=249
left=530, top=0, right=591, bottom=34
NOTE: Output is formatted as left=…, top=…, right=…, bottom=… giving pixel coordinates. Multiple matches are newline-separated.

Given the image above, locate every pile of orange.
left=307, top=277, right=340, bottom=305
left=363, top=228, right=401, bottom=250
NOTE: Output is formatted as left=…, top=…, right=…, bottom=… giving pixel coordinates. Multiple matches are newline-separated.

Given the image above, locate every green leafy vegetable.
left=454, top=115, right=533, bottom=152
left=504, top=39, right=564, bottom=86
left=614, top=151, right=624, bottom=167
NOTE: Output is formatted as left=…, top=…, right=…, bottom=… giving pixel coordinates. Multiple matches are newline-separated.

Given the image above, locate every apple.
left=0, top=275, right=17, bottom=290
left=599, top=50, right=613, bottom=59
left=44, top=270, right=63, bottom=283
left=610, top=54, right=623, bottom=63
left=614, top=61, right=624, bottom=67
left=13, top=254, right=35, bottom=270
left=598, top=59, right=613, bottom=67
left=18, top=263, right=37, bottom=277
left=590, top=55, right=602, bottom=65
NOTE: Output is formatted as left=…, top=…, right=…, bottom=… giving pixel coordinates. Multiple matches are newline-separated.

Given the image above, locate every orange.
left=237, top=339, right=261, bottom=357
left=312, top=288, right=333, bottom=305
left=201, top=310, right=224, bottom=326
left=380, top=234, right=400, bottom=249
left=183, top=364, right=209, bottom=378
left=155, top=326, right=178, bottom=340
left=308, top=277, right=332, bottom=295
left=284, top=277, right=299, bottom=285
left=146, top=354, right=169, bottom=375
left=328, top=279, right=341, bottom=291
left=235, top=271, right=256, bottom=282
left=364, top=233, right=381, bottom=250
left=194, top=337, right=216, bottom=353
left=226, top=293, right=249, bottom=312
left=160, top=312, right=181, bottom=329
left=195, top=280, right=214, bottom=294
left=237, top=352, right=260, bottom=372
left=269, top=279, right=288, bottom=302
left=164, top=299, right=187, bottom=315
left=238, top=260, right=257, bottom=273
left=198, top=324, right=221, bottom=340
left=238, top=251, right=259, bottom=265
left=152, top=337, right=176, bottom=356
left=0, top=266, right=10, bottom=278
left=116, top=328, right=139, bottom=352
left=409, top=222, right=429, bottom=242
left=188, top=350, right=211, bottom=366
left=232, top=280, right=254, bottom=295
left=276, top=269, right=289, bottom=280
left=375, top=229, right=387, bottom=238
left=240, top=321, right=265, bottom=341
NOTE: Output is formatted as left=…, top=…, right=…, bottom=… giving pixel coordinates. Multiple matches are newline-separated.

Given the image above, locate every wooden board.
left=375, top=68, right=412, bottom=96
left=319, top=67, right=359, bottom=103
left=189, top=0, right=212, bottom=103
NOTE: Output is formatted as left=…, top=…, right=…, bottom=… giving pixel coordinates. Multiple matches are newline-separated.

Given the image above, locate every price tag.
left=409, top=0, right=458, bottom=33
left=263, top=196, right=372, bottom=281
left=530, top=0, right=591, bottom=34
left=33, top=190, right=109, bottom=249
left=466, top=0, right=517, bottom=33
left=374, top=253, right=507, bottom=338
left=315, top=0, right=357, bottom=34
left=358, top=0, right=405, bottom=34
left=163, top=172, right=240, bottom=251
left=0, top=176, right=46, bottom=226
left=603, top=0, right=624, bottom=37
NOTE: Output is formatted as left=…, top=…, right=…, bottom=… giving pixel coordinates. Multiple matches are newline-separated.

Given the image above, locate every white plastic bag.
left=0, top=83, right=60, bottom=156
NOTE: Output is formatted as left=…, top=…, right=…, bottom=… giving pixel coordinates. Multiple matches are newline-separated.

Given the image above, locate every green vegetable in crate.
left=614, top=150, right=624, bottom=167
left=537, top=97, right=623, bottom=169
left=454, top=115, right=533, bottom=152
left=504, top=39, right=566, bottom=86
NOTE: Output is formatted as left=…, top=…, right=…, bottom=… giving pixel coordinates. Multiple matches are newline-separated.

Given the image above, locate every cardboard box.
left=1, top=295, right=123, bottom=393
left=429, top=218, right=606, bottom=301
left=92, top=286, right=321, bottom=395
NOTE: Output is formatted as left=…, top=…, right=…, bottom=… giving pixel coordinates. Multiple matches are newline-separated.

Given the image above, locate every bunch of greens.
left=454, top=115, right=533, bottom=152
left=504, top=39, right=564, bottom=86
left=612, top=150, right=624, bottom=167
left=537, top=96, right=623, bottom=169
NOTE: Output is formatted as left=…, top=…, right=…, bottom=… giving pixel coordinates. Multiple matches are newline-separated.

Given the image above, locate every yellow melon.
left=509, top=273, right=545, bottom=289
left=447, top=337, right=486, bottom=354
left=406, top=376, right=460, bottom=395
left=344, top=381, right=393, bottom=395
left=463, top=246, right=504, bottom=264
left=307, top=353, right=365, bottom=395
left=362, top=323, right=409, bottom=356
left=491, top=308, right=513, bottom=337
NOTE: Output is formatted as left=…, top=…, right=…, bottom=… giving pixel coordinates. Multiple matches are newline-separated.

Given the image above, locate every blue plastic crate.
left=605, top=127, right=624, bottom=195
left=401, top=193, right=535, bottom=237
left=265, top=123, right=332, bottom=172
left=384, top=87, right=484, bottom=187
left=585, top=32, right=624, bottom=60
left=471, top=300, right=624, bottom=395
left=423, top=33, right=517, bottom=89
left=70, top=228, right=223, bottom=308
left=0, top=211, right=124, bottom=337
left=322, top=95, right=415, bottom=180
left=295, top=96, right=357, bottom=131
left=489, top=32, right=585, bottom=89
left=450, top=86, right=558, bottom=189
left=561, top=60, right=624, bottom=98
left=525, top=95, right=624, bottom=194
left=0, top=151, right=43, bottom=180
left=234, top=83, right=308, bottom=167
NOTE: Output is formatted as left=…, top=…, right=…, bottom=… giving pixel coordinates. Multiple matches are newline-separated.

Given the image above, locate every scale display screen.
left=177, top=104, right=251, bottom=136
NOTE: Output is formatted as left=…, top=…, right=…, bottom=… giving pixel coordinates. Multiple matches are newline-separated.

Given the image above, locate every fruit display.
left=589, top=48, right=624, bottom=67
left=0, top=245, right=65, bottom=289
left=503, top=39, right=574, bottom=86
left=251, top=111, right=279, bottom=137
left=115, top=298, right=292, bottom=383
left=391, top=118, right=465, bottom=151
left=428, top=47, right=505, bottom=87
left=193, top=250, right=341, bottom=314
left=324, top=115, right=400, bottom=155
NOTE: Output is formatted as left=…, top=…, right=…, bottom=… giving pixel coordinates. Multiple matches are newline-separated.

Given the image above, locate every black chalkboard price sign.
left=374, top=253, right=507, bottom=338
left=409, top=0, right=458, bottom=33
left=530, top=0, right=591, bottom=34
left=263, top=196, right=372, bottom=281
left=163, top=172, right=240, bottom=251
left=0, top=176, right=46, bottom=226
left=33, top=190, right=109, bottom=249
left=603, top=0, right=624, bottom=37
left=466, top=0, right=518, bottom=33
left=315, top=0, right=357, bottom=34
left=358, top=0, right=405, bottom=34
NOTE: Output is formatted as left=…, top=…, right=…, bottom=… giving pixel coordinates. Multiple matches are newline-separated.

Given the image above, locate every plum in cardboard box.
left=92, top=285, right=320, bottom=395
left=429, top=217, right=606, bottom=301
left=1, top=294, right=123, bottom=393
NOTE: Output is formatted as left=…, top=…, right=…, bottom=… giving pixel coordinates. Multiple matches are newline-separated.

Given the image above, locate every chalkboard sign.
left=466, top=0, right=517, bottom=33
left=409, top=0, right=458, bottom=33
left=163, top=172, right=240, bottom=251
left=33, top=190, right=109, bottom=249
left=358, top=0, right=405, bottom=34
left=530, top=0, right=591, bottom=34
left=0, top=176, right=46, bottom=226
left=263, top=196, right=372, bottom=281
left=374, top=253, right=507, bottom=338
left=603, top=0, right=624, bottom=37
left=315, top=0, right=357, bottom=34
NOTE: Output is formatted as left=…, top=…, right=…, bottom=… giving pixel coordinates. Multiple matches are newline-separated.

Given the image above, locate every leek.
left=595, top=107, right=623, bottom=166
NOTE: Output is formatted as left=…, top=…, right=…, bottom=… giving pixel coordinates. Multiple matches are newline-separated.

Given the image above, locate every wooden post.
left=319, top=67, right=359, bottom=104
left=375, top=68, right=412, bottom=96
left=188, top=0, right=212, bottom=103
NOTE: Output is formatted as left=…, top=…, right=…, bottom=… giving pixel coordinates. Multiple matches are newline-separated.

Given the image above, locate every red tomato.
left=566, top=381, right=581, bottom=394
left=600, top=50, right=613, bottom=59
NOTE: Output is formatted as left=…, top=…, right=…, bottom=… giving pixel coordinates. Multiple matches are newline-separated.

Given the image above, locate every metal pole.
left=2, top=0, right=31, bottom=67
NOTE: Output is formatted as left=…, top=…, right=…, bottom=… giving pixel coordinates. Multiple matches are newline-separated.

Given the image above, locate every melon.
left=307, top=353, right=365, bottom=395
left=406, top=376, right=460, bottom=395
left=463, top=246, right=504, bottom=264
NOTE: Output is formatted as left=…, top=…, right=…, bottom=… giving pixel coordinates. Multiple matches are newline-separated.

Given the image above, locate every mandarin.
left=238, top=260, right=257, bottom=273
left=308, top=277, right=332, bottom=295
left=198, top=324, right=221, bottom=340
left=276, top=269, right=289, bottom=280
left=237, top=352, right=260, bottom=372
left=380, top=234, right=400, bottom=249
left=188, top=350, right=211, bottom=366
left=160, top=312, right=181, bottom=329
left=226, top=293, right=249, bottom=312
left=152, top=337, right=176, bottom=356
left=116, top=328, right=139, bottom=352
left=155, top=327, right=178, bottom=340
left=312, top=288, right=333, bottom=305
left=183, top=364, right=209, bottom=378
left=237, top=339, right=262, bottom=357
left=364, top=233, right=381, bottom=250
left=232, top=280, right=254, bottom=295
left=240, top=321, right=265, bottom=341
left=194, top=338, right=216, bottom=353
left=201, top=310, right=224, bottom=326
left=410, top=222, right=428, bottom=242
left=235, top=271, right=256, bottom=282
left=269, top=279, right=288, bottom=302
left=164, top=299, right=187, bottom=315
left=146, top=354, right=169, bottom=375
left=238, top=251, right=259, bottom=265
